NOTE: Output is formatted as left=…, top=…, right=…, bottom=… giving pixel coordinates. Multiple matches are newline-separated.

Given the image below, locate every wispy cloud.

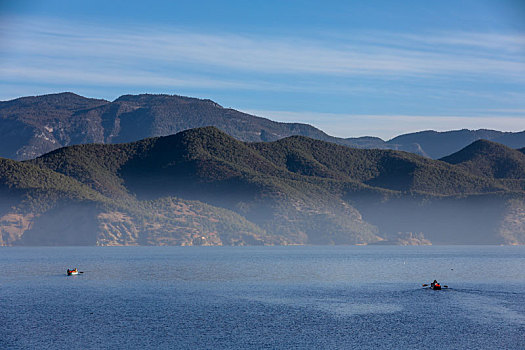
left=1, top=16, right=524, bottom=91
left=368, top=31, right=525, bottom=55
left=0, top=65, right=267, bottom=90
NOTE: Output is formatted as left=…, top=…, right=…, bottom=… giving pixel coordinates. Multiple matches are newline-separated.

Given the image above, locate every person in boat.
left=431, top=280, right=438, bottom=288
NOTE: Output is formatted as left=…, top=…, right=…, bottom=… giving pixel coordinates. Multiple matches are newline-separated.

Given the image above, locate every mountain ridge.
left=1, top=92, right=524, bottom=160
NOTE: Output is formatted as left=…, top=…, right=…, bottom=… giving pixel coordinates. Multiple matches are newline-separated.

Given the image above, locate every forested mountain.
left=440, top=140, right=525, bottom=179
left=1, top=92, right=524, bottom=160
left=1, top=127, right=523, bottom=246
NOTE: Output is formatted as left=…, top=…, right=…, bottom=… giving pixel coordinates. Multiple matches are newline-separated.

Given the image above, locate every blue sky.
left=1, top=0, right=524, bottom=139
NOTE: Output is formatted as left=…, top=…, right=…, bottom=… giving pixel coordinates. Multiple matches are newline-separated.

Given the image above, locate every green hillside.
left=1, top=127, right=524, bottom=246
left=441, top=139, right=525, bottom=180
left=250, top=135, right=511, bottom=195
left=0, top=150, right=280, bottom=246
left=0, top=157, right=108, bottom=210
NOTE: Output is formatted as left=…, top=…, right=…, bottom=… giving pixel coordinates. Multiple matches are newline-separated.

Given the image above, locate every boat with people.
left=422, top=280, right=447, bottom=290
left=67, top=268, right=79, bottom=276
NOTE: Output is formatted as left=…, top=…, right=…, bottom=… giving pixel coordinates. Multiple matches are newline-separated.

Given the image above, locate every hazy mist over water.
left=1, top=246, right=524, bottom=349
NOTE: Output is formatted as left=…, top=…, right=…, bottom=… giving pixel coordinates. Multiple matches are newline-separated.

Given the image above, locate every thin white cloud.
left=247, top=110, right=525, bottom=140
left=369, top=31, right=525, bottom=55
left=1, top=16, right=524, bottom=86
left=0, top=65, right=262, bottom=90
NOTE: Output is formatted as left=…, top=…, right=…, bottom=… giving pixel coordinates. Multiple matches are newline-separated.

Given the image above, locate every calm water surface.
left=1, top=246, right=524, bottom=349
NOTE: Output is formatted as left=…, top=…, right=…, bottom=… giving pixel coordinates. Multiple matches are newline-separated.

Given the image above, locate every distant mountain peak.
left=2, top=91, right=108, bottom=105
left=462, top=138, right=504, bottom=151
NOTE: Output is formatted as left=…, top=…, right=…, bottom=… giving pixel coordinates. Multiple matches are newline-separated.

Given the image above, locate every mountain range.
left=1, top=92, right=524, bottom=160
left=1, top=127, right=524, bottom=246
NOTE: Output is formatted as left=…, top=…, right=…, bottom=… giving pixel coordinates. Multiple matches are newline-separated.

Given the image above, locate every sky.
left=1, top=0, right=524, bottom=139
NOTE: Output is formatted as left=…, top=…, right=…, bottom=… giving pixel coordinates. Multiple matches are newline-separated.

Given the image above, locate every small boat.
left=422, top=280, right=447, bottom=290
left=67, top=268, right=79, bottom=276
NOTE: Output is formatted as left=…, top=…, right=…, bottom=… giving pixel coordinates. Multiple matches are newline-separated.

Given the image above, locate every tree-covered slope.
left=250, top=136, right=511, bottom=195
left=0, top=150, right=282, bottom=246
left=440, top=139, right=525, bottom=180
left=22, top=127, right=524, bottom=245
left=32, top=128, right=382, bottom=245
left=0, top=157, right=108, bottom=207
left=1, top=127, right=524, bottom=246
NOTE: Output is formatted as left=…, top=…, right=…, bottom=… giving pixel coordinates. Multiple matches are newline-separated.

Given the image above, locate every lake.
left=1, top=246, right=524, bottom=349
